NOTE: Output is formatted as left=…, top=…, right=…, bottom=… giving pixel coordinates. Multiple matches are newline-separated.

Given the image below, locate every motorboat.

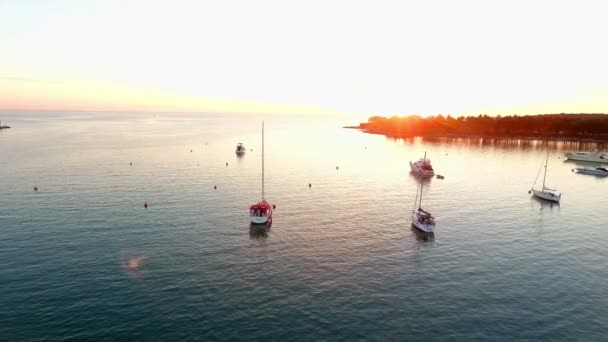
left=411, top=181, right=435, bottom=232
left=530, top=152, right=561, bottom=203
left=410, top=152, right=435, bottom=176
left=564, top=150, right=607, bottom=163
left=249, top=122, right=273, bottom=226
left=0, top=120, right=10, bottom=129
left=574, top=167, right=608, bottom=177
left=235, top=143, right=246, bottom=155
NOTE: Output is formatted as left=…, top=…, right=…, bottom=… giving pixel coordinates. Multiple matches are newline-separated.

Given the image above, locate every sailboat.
left=410, top=152, right=434, bottom=177
left=530, top=152, right=561, bottom=203
left=411, top=181, right=435, bottom=232
left=249, top=121, right=273, bottom=226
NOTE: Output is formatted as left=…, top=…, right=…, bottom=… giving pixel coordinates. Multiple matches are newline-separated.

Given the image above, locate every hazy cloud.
left=0, top=75, right=58, bottom=83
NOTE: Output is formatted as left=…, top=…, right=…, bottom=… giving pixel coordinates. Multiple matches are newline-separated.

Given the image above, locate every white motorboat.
left=235, top=143, right=246, bottom=155
left=575, top=167, right=608, bottom=176
left=411, top=181, right=435, bottom=232
left=0, top=120, right=10, bottom=129
left=564, top=150, right=607, bottom=163
left=410, top=152, right=435, bottom=176
left=530, top=152, right=561, bottom=203
left=249, top=122, right=273, bottom=226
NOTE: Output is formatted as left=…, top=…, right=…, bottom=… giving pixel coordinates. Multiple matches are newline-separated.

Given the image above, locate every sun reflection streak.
left=122, top=255, right=149, bottom=280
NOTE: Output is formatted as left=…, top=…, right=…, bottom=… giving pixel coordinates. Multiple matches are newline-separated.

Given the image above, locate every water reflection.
left=249, top=225, right=269, bottom=239
left=563, top=159, right=608, bottom=167
left=388, top=136, right=606, bottom=152
left=531, top=196, right=561, bottom=212
left=409, top=171, right=434, bottom=184
left=121, top=254, right=149, bottom=280
left=410, top=226, right=435, bottom=241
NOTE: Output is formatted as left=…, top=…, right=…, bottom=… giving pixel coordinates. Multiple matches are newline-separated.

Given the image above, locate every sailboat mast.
left=542, top=152, right=548, bottom=190
left=418, top=182, right=423, bottom=209
left=419, top=152, right=426, bottom=209
left=262, top=121, right=265, bottom=200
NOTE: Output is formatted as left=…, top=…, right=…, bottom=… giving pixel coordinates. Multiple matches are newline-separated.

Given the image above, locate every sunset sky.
left=1, top=0, right=607, bottom=115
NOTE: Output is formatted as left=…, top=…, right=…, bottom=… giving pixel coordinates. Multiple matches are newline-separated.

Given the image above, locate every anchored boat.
left=411, top=181, right=435, bottom=232
left=530, top=152, right=561, bottom=203
left=249, top=122, right=273, bottom=226
left=235, top=143, right=246, bottom=155
left=410, top=152, right=435, bottom=177
left=564, top=150, right=607, bottom=163
left=574, top=167, right=608, bottom=177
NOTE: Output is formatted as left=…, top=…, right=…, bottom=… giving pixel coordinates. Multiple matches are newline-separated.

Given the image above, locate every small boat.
left=410, top=152, right=435, bottom=176
left=0, top=120, right=10, bottom=129
left=574, top=167, right=608, bottom=176
left=250, top=122, right=273, bottom=226
left=411, top=181, right=435, bottom=232
left=235, top=143, right=246, bottom=155
left=530, top=152, right=561, bottom=203
left=564, top=150, right=607, bottom=163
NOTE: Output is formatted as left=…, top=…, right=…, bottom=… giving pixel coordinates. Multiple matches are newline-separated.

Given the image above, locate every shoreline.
left=344, top=127, right=608, bottom=143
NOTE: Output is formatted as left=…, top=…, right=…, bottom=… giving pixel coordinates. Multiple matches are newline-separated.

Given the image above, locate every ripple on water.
left=1, top=113, right=607, bottom=341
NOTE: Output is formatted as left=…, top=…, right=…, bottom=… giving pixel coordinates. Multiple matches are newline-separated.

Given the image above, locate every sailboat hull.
left=411, top=211, right=435, bottom=232
left=532, top=189, right=561, bottom=203
left=250, top=212, right=272, bottom=226
left=409, top=161, right=434, bottom=176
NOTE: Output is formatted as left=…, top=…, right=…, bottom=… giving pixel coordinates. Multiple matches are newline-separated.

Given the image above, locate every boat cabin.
left=250, top=202, right=271, bottom=217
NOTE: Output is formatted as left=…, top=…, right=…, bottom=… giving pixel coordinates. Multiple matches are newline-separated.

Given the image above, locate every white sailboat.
left=411, top=182, right=435, bottom=232
left=410, top=152, right=435, bottom=177
left=249, top=121, right=273, bottom=226
left=530, top=152, right=561, bottom=203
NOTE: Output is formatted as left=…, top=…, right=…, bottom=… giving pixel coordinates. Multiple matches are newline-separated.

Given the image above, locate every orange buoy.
left=144, top=202, right=148, bottom=209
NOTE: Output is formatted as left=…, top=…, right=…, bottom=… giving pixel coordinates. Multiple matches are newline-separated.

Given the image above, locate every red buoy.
left=144, top=202, right=148, bottom=209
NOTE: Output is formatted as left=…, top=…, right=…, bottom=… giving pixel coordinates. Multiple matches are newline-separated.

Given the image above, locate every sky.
left=1, top=0, right=607, bottom=116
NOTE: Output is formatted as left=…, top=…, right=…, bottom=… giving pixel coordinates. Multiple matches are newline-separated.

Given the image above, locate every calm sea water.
left=1, top=111, right=607, bottom=341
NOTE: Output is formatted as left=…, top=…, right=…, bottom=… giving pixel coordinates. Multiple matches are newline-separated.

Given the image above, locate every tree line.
left=357, top=114, right=608, bottom=140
